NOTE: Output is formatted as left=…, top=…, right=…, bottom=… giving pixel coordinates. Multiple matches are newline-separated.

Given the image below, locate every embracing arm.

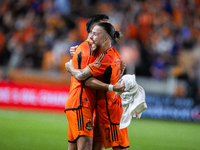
left=65, top=60, right=125, bottom=92
left=65, top=60, right=92, bottom=81
left=65, top=59, right=125, bottom=92
left=85, top=77, right=125, bottom=92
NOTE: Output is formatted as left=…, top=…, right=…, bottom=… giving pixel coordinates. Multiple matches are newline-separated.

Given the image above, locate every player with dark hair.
left=65, top=22, right=129, bottom=150
left=86, top=14, right=109, bottom=33
left=69, top=14, right=109, bottom=57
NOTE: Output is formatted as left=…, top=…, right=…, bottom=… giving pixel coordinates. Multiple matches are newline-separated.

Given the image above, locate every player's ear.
left=104, top=37, right=109, bottom=43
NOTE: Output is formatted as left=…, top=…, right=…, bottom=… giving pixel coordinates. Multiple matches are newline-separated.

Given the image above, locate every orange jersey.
left=65, top=40, right=99, bottom=111
left=87, top=46, right=123, bottom=124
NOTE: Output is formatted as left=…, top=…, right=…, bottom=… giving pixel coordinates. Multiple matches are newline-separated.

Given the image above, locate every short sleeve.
left=72, top=41, right=93, bottom=69
left=87, top=53, right=113, bottom=77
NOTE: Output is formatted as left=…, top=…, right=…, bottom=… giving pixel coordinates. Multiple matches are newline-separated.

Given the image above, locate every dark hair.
left=97, top=22, right=122, bottom=43
left=86, top=14, right=109, bottom=33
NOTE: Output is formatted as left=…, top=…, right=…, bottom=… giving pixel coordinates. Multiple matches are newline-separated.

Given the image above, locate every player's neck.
left=99, top=41, right=111, bottom=53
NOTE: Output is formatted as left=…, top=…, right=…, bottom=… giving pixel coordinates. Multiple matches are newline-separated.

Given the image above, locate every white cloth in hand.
left=116, top=74, right=147, bottom=129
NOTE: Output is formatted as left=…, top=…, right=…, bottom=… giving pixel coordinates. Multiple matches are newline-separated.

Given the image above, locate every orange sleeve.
left=72, top=41, right=92, bottom=69
left=87, top=52, right=113, bottom=77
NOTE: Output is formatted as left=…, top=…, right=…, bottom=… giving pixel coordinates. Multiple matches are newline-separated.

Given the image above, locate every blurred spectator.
left=150, top=54, right=167, bottom=80
left=0, top=0, right=199, bottom=94
left=54, top=0, right=71, bottom=15
left=119, top=41, right=140, bottom=74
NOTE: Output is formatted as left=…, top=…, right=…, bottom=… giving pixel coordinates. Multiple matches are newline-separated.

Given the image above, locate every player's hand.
left=121, top=60, right=126, bottom=75
left=113, top=79, right=125, bottom=92
left=70, top=45, right=78, bottom=57
left=65, top=60, right=72, bottom=72
left=135, top=112, right=140, bottom=119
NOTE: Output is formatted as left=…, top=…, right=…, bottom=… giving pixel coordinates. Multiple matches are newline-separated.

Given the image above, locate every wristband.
left=108, top=84, right=114, bottom=91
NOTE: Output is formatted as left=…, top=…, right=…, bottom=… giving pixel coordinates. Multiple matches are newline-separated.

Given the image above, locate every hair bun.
left=114, top=30, right=122, bottom=43
left=114, top=31, right=120, bottom=38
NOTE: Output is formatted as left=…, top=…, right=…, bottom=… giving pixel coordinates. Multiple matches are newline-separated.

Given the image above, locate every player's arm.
left=65, top=60, right=92, bottom=81
left=85, top=77, right=125, bottom=92
left=65, top=60, right=125, bottom=92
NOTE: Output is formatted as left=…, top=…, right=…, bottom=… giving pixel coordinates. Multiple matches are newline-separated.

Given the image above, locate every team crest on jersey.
left=94, top=61, right=101, bottom=68
left=86, top=121, right=93, bottom=131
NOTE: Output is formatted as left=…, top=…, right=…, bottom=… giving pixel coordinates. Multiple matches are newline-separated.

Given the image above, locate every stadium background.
left=0, top=0, right=200, bottom=149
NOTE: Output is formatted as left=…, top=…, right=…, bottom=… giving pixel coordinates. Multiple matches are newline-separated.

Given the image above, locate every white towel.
left=116, top=74, right=147, bottom=129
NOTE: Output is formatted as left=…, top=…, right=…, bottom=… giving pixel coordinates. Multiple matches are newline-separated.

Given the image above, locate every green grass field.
left=0, top=109, right=199, bottom=150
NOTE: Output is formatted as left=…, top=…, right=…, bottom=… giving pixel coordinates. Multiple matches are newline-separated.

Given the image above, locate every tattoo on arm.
left=68, top=64, right=92, bottom=81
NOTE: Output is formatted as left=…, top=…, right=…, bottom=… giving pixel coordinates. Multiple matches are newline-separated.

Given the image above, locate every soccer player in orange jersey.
left=65, top=22, right=129, bottom=150
left=65, top=15, right=125, bottom=150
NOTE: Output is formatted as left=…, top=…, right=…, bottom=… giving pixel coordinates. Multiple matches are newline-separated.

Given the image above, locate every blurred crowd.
left=0, top=0, right=200, bottom=99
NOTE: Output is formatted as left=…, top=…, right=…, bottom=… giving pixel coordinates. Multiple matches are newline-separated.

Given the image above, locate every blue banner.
left=142, top=95, right=200, bottom=122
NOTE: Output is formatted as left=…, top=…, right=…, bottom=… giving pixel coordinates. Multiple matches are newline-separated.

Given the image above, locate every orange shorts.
left=66, top=107, right=93, bottom=143
left=93, top=118, right=129, bottom=149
